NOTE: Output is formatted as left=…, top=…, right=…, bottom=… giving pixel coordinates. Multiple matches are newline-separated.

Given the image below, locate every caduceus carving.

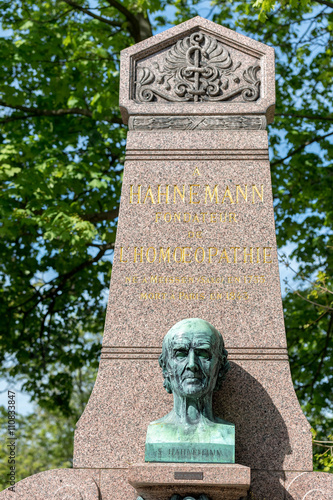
left=135, top=32, right=260, bottom=103
left=164, top=32, right=232, bottom=102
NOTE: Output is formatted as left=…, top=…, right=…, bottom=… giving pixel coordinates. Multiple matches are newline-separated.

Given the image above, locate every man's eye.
left=175, top=351, right=187, bottom=358
left=198, top=351, right=210, bottom=359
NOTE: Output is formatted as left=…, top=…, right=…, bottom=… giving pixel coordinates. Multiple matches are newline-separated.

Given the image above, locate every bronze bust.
left=145, top=318, right=235, bottom=463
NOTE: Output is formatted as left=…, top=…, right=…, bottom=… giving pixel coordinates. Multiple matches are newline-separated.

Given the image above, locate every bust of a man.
left=145, top=318, right=235, bottom=463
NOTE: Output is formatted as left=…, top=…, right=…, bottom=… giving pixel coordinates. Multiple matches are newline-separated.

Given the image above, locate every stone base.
left=128, top=463, right=250, bottom=500
left=285, top=471, right=333, bottom=499
left=0, top=469, right=99, bottom=499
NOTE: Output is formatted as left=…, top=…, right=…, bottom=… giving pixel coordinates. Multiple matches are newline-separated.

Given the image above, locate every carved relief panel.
left=134, top=31, right=261, bottom=104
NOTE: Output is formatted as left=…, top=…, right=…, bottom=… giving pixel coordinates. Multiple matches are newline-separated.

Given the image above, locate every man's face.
left=166, top=322, right=220, bottom=398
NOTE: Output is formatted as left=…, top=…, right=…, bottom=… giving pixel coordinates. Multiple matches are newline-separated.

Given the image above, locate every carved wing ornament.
left=135, top=32, right=261, bottom=103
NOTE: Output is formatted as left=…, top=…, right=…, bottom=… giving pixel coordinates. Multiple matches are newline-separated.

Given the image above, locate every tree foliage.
left=0, top=404, right=73, bottom=489
left=0, top=0, right=332, bottom=465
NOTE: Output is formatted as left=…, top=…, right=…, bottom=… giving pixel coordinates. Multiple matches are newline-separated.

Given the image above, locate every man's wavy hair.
left=158, top=318, right=230, bottom=394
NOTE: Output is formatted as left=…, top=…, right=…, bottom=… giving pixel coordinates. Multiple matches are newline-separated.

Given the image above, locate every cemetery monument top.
left=119, top=16, right=275, bottom=127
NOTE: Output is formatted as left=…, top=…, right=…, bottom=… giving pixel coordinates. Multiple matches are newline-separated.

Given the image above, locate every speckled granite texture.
left=128, top=463, right=250, bottom=500
left=1, top=16, right=331, bottom=500
left=0, top=469, right=100, bottom=499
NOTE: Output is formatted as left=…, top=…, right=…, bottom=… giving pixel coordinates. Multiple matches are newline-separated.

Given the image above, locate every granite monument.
left=1, top=15, right=332, bottom=500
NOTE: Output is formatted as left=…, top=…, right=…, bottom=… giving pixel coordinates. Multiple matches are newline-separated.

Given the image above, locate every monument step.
left=128, top=463, right=251, bottom=500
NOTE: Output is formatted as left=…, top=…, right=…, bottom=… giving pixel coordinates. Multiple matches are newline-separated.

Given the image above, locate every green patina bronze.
left=145, top=318, right=235, bottom=464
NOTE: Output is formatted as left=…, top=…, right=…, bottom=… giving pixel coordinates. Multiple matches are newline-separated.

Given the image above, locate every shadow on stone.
left=213, top=362, right=292, bottom=499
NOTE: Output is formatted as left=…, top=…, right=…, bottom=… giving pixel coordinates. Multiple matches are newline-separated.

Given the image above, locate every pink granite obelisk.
left=1, top=16, right=332, bottom=500
left=73, top=16, right=332, bottom=499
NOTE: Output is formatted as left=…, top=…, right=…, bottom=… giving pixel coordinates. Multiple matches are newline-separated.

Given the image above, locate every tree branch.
left=61, top=0, right=122, bottom=27
left=271, top=129, right=333, bottom=167
left=276, top=112, right=333, bottom=122
left=0, top=101, right=123, bottom=124
left=310, top=313, right=333, bottom=399
left=105, top=0, right=152, bottom=42
left=315, top=0, right=333, bottom=8
left=0, top=100, right=92, bottom=117
left=105, top=0, right=138, bottom=25
left=9, top=243, right=114, bottom=312
left=56, top=244, right=114, bottom=288
left=82, top=208, right=119, bottom=223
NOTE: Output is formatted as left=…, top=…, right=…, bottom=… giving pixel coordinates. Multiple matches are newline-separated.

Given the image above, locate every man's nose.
left=187, top=350, right=199, bottom=371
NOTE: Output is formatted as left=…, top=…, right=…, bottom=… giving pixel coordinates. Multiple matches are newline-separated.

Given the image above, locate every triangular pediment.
left=120, top=17, right=275, bottom=123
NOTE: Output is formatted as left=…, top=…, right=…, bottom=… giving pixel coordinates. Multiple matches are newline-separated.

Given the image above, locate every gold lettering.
left=164, top=213, right=172, bottom=222
left=183, top=247, right=192, bottom=263
left=129, top=185, right=141, bottom=204
left=174, top=213, right=181, bottom=222
left=159, top=247, right=171, bottom=263
left=210, top=213, right=217, bottom=223
left=256, top=247, right=260, bottom=263
left=236, top=184, right=247, bottom=203
left=244, top=247, right=253, bottom=263
left=221, top=186, right=235, bottom=204
left=174, top=247, right=184, bottom=263
left=263, top=247, right=272, bottom=263
left=143, top=186, right=155, bottom=204
left=155, top=212, right=162, bottom=222
left=219, top=249, right=230, bottom=263
left=193, top=167, right=201, bottom=176
left=201, top=212, right=207, bottom=222
left=134, top=247, right=143, bottom=263
left=146, top=247, right=156, bottom=263
left=184, top=213, right=191, bottom=223
left=120, top=246, right=128, bottom=263
left=229, top=213, right=237, bottom=223
left=195, top=247, right=205, bottom=263
left=158, top=185, right=169, bottom=204
left=209, top=247, right=218, bottom=263
left=230, top=247, right=240, bottom=263
left=252, top=184, right=264, bottom=203
left=174, top=185, right=185, bottom=203
left=189, top=185, right=200, bottom=204
left=205, top=185, right=219, bottom=204
left=192, top=214, right=200, bottom=223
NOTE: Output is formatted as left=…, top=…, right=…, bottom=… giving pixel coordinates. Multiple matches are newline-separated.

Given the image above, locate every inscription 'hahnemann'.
left=129, top=184, right=263, bottom=204
left=119, top=246, right=273, bottom=264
